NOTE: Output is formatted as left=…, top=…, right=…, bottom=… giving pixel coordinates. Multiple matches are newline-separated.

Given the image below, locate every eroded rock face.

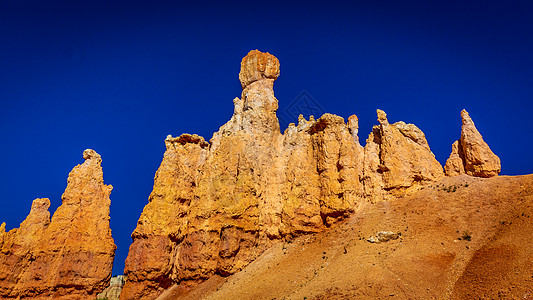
left=97, top=275, right=127, bottom=300
left=238, top=49, right=280, bottom=89
left=0, top=149, right=115, bottom=299
left=122, top=51, right=479, bottom=300
left=444, top=110, right=501, bottom=177
left=444, top=140, right=465, bottom=176
left=121, top=50, right=366, bottom=299
left=363, top=110, right=444, bottom=202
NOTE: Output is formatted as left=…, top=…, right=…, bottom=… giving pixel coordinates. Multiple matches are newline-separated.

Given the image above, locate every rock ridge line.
left=120, top=50, right=501, bottom=299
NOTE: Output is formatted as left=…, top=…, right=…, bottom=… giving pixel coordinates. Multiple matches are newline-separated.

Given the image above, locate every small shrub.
left=460, top=231, right=472, bottom=241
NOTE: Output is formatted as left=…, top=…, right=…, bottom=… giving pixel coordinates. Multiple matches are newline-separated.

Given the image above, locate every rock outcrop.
left=0, top=49, right=507, bottom=300
left=164, top=174, right=533, bottom=300
left=366, top=231, right=401, bottom=243
left=97, top=275, right=126, bottom=300
left=121, top=51, right=363, bottom=299
left=444, top=110, right=501, bottom=177
left=0, top=149, right=116, bottom=299
left=121, top=50, right=447, bottom=299
left=363, top=110, right=445, bottom=202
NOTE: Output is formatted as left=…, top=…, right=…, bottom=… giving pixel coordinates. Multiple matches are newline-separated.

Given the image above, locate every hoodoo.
left=120, top=50, right=494, bottom=299
left=445, top=109, right=501, bottom=177
left=121, top=50, right=369, bottom=299
left=0, top=50, right=509, bottom=300
left=363, top=109, right=445, bottom=202
left=0, top=149, right=115, bottom=299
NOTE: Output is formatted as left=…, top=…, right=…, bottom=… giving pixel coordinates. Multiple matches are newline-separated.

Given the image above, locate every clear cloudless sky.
left=1, top=0, right=532, bottom=274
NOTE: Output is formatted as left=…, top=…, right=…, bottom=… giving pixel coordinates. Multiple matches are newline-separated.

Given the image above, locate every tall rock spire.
left=122, top=50, right=365, bottom=299
left=0, top=149, right=115, bottom=299
left=122, top=50, right=286, bottom=299
left=444, top=110, right=501, bottom=177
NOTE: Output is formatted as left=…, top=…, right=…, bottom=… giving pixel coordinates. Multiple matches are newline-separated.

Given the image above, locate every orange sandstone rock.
left=121, top=50, right=364, bottom=299
left=238, top=49, right=280, bottom=89
left=0, top=50, right=507, bottom=300
left=0, top=149, right=115, bottom=299
left=444, top=140, right=466, bottom=176
left=122, top=51, right=495, bottom=300
left=363, top=110, right=444, bottom=202
left=445, top=109, right=501, bottom=177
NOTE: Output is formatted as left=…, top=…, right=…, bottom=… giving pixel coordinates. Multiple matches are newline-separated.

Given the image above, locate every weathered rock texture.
left=121, top=50, right=368, bottom=299
left=122, top=50, right=496, bottom=299
left=97, top=275, right=126, bottom=300
left=0, top=149, right=116, bottom=299
left=445, top=109, right=501, bottom=177
left=238, top=49, right=280, bottom=88
left=163, top=174, right=533, bottom=300
left=363, top=110, right=444, bottom=202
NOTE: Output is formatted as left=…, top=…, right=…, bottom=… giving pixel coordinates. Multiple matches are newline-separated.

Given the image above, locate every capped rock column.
left=122, top=50, right=365, bottom=300
left=122, top=50, right=284, bottom=300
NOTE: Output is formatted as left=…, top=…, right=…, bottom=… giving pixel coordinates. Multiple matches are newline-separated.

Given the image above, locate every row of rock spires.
left=120, top=50, right=501, bottom=299
left=0, top=50, right=501, bottom=299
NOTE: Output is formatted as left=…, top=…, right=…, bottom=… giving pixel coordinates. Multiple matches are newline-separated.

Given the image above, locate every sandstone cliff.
left=0, top=149, right=116, bottom=299
left=445, top=109, right=501, bottom=177
left=122, top=50, right=501, bottom=299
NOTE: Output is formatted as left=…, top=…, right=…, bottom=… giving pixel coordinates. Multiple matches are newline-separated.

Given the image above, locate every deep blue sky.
left=1, top=1, right=532, bottom=274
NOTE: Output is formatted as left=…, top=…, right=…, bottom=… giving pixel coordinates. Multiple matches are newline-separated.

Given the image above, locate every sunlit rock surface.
left=445, top=109, right=501, bottom=177
left=0, top=149, right=115, bottom=299
left=121, top=50, right=496, bottom=299
left=363, top=109, right=445, bottom=202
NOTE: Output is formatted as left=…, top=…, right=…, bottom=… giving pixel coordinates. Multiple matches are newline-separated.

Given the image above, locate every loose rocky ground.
left=157, top=174, right=533, bottom=299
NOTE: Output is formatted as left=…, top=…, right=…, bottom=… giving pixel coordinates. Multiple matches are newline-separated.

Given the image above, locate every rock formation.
left=0, top=149, right=116, bottom=299
left=166, top=173, right=533, bottom=300
left=366, top=231, right=401, bottom=243
left=121, top=50, right=448, bottom=299
left=97, top=275, right=126, bottom=300
left=444, top=109, right=501, bottom=177
left=238, top=49, right=280, bottom=89
left=0, top=49, right=507, bottom=300
left=363, top=110, right=445, bottom=202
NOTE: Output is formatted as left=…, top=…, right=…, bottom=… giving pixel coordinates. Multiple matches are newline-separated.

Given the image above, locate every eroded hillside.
left=121, top=50, right=504, bottom=299
left=159, top=174, right=533, bottom=299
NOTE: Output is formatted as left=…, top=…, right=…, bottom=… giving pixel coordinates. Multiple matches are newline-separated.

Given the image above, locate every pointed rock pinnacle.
left=445, top=109, right=501, bottom=177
